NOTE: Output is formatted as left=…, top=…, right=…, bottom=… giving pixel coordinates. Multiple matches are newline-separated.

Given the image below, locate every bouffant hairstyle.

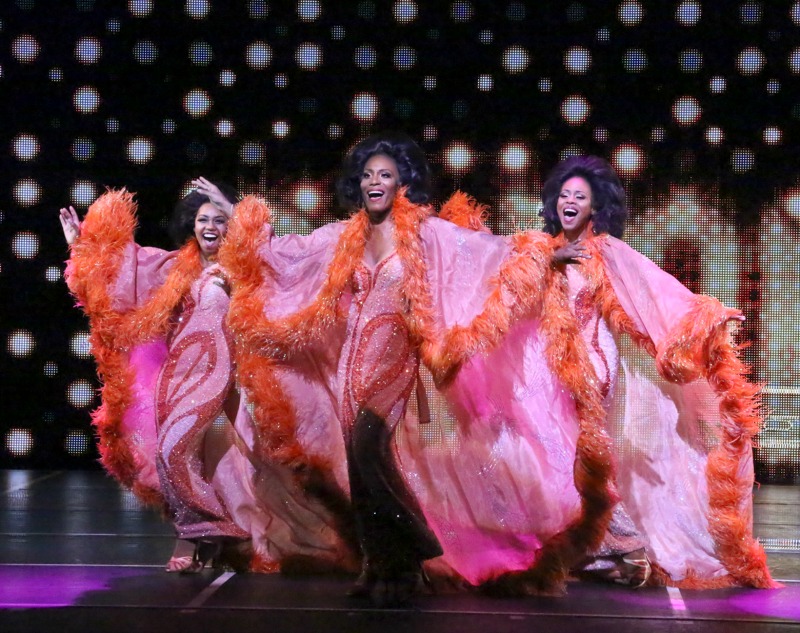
left=336, top=132, right=432, bottom=210
left=168, top=180, right=239, bottom=247
left=540, top=155, right=628, bottom=238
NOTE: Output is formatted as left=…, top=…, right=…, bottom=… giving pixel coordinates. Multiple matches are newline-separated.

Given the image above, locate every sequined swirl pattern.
left=340, top=254, right=419, bottom=431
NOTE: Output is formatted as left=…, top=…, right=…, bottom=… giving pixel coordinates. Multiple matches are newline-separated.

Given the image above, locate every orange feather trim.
left=67, top=190, right=204, bottom=508
left=220, top=198, right=359, bottom=559
left=681, top=308, right=776, bottom=588
left=438, top=191, right=491, bottom=233
left=577, top=235, right=775, bottom=589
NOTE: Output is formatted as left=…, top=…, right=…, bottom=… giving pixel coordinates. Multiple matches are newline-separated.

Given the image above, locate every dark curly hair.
left=540, top=155, right=627, bottom=238
left=168, top=180, right=239, bottom=247
left=336, top=132, right=432, bottom=211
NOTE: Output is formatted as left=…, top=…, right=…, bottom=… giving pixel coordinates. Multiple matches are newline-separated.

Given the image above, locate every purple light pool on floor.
left=0, top=566, right=149, bottom=608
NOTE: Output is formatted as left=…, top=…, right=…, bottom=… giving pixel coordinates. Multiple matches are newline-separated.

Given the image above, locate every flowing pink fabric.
left=67, top=193, right=355, bottom=569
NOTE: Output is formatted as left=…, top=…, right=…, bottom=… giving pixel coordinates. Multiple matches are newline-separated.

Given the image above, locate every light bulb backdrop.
left=2, top=1, right=799, bottom=482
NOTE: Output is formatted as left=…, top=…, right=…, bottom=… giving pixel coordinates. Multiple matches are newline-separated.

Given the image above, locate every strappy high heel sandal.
left=180, top=541, right=222, bottom=575
left=165, top=539, right=196, bottom=573
left=616, top=548, right=651, bottom=588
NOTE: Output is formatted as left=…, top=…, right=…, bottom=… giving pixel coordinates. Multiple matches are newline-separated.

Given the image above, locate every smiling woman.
left=59, top=180, right=356, bottom=577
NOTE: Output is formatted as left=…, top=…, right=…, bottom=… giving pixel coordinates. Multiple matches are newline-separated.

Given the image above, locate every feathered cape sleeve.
left=64, top=190, right=178, bottom=507
left=590, top=235, right=776, bottom=589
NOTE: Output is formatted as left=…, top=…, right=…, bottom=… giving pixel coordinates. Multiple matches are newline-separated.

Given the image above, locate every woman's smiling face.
left=360, top=154, right=400, bottom=220
left=193, top=202, right=229, bottom=259
left=556, top=176, right=593, bottom=241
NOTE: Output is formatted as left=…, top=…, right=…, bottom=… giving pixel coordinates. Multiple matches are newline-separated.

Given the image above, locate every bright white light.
left=709, top=75, right=726, bottom=93
left=672, top=96, right=702, bottom=125
left=500, top=143, right=529, bottom=171
left=502, top=45, right=530, bottom=74
left=13, top=180, right=42, bottom=207
left=445, top=142, right=474, bottom=173
left=297, top=0, right=322, bottom=21
left=564, top=46, right=592, bottom=74
left=676, top=1, right=701, bottom=25
left=295, top=187, right=319, bottom=211
left=45, top=267, right=61, bottom=283
left=476, top=74, right=493, bottom=91
left=8, top=330, right=36, bottom=357
left=70, top=332, right=92, bottom=358
left=561, top=95, right=591, bottom=124
left=67, top=380, right=95, bottom=408
left=216, top=119, right=235, bottom=137
left=789, top=48, right=800, bottom=74
left=12, top=35, right=39, bottom=63
left=246, top=41, right=273, bottom=69
left=75, top=37, right=102, bottom=64
left=183, top=89, right=213, bottom=117
left=13, top=134, right=40, bottom=161
left=351, top=92, right=380, bottom=121
left=763, top=127, right=782, bottom=145
left=71, top=180, right=97, bottom=206
left=612, top=144, right=645, bottom=177
left=394, top=0, right=417, bottom=23
left=185, top=0, right=211, bottom=18
left=296, top=42, right=323, bottom=70
left=618, top=1, right=644, bottom=25
left=219, top=69, right=236, bottom=86
left=129, top=0, right=153, bottom=16
left=127, top=137, right=155, bottom=163
left=73, top=86, right=101, bottom=113
left=6, top=429, right=34, bottom=457
left=737, top=46, right=765, bottom=75
left=705, top=126, right=724, bottom=145
left=273, top=120, right=290, bottom=138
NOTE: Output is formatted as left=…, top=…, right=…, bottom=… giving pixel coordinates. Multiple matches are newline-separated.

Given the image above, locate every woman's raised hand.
left=59, top=206, right=81, bottom=246
left=192, top=177, right=235, bottom=217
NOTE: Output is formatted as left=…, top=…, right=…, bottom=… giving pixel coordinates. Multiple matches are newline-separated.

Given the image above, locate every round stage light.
left=239, top=141, right=264, bottom=165
left=132, top=40, right=158, bottom=64
left=71, top=180, right=97, bottom=206
left=444, top=141, right=474, bottom=174
left=13, top=180, right=42, bottom=207
left=737, top=46, right=765, bottom=75
left=126, top=137, right=156, bottom=163
left=12, top=35, right=39, bottom=63
left=561, top=94, right=591, bottom=125
left=676, top=1, right=701, bottom=26
left=564, top=46, right=592, bottom=74
left=246, top=41, right=273, bottom=69
left=75, top=36, right=102, bottom=64
left=13, top=134, right=40, bottom=161
left=73, top=86, right=101, bottom=114
left=393, top=45, right=416, bottom=71
left=672, top=96, right=702, bottom=126
left=64, top=430, right=91, bottom=456
left=351, top=92, right=380, bottom=121
left=8, top=329, right=36, bottom=358
left=67, top=379, right=95, bottom=408
left=297, top=0, right=322, bottom=21
left=502, top=45, right=530, bottom=74
left=189, top=41, right=213, bottom=66
left=186, top=0, right=211, bottom=19
left=5, top=429, right=34, bottom=457
left=622, top=49, right=648, bottom=73
left=183, top=89, right=213, bottom=117
left=612, top=143, right=645, bottom=177
left=296, top=42, right=323, bottom=70
left=394, top=0, right=417, bottom=23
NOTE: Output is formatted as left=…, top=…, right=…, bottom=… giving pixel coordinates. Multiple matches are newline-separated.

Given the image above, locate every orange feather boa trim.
left=67, top=189, right=203, bottom=508
left=578, top=236, right=776, bottom=589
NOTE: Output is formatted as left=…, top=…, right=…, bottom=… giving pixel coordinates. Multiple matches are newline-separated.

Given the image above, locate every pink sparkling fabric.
left=70, top=229, right=354, bottom=567
left=245, top=218, right=766, bottom=587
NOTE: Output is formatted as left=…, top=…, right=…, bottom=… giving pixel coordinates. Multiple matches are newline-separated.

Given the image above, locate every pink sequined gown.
left=66, top=192, right=355, bottom=569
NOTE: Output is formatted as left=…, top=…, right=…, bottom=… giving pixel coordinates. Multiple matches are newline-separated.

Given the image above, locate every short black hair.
left=336, top=132, right=432, bottom=210
left=540, top=155, right=628, bottom=238
left=168, top=180, right=238, bottom=247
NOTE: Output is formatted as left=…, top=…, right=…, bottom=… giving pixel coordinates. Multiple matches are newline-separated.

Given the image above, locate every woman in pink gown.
left=219, top=134, right=625, bottom=602
left=221, top=141, right=777, bottom=599
left=60, top=180, right=354, bottom=574
left=533, top=155, right=776, bottom=589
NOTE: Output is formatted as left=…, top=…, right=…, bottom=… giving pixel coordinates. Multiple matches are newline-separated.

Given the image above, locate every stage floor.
left=0, top=470, right=798, bottom=632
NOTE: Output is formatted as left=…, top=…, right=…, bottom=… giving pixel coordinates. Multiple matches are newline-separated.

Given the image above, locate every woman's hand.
left=192, top=177, right=235, bottom=218
left=553, top=239, right=590, bottom=265
left=59, top=206, right=81, bottom=246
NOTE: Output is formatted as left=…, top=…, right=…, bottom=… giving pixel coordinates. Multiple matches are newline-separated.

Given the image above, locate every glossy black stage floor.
left=1, top=470, right=798, bottom=633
